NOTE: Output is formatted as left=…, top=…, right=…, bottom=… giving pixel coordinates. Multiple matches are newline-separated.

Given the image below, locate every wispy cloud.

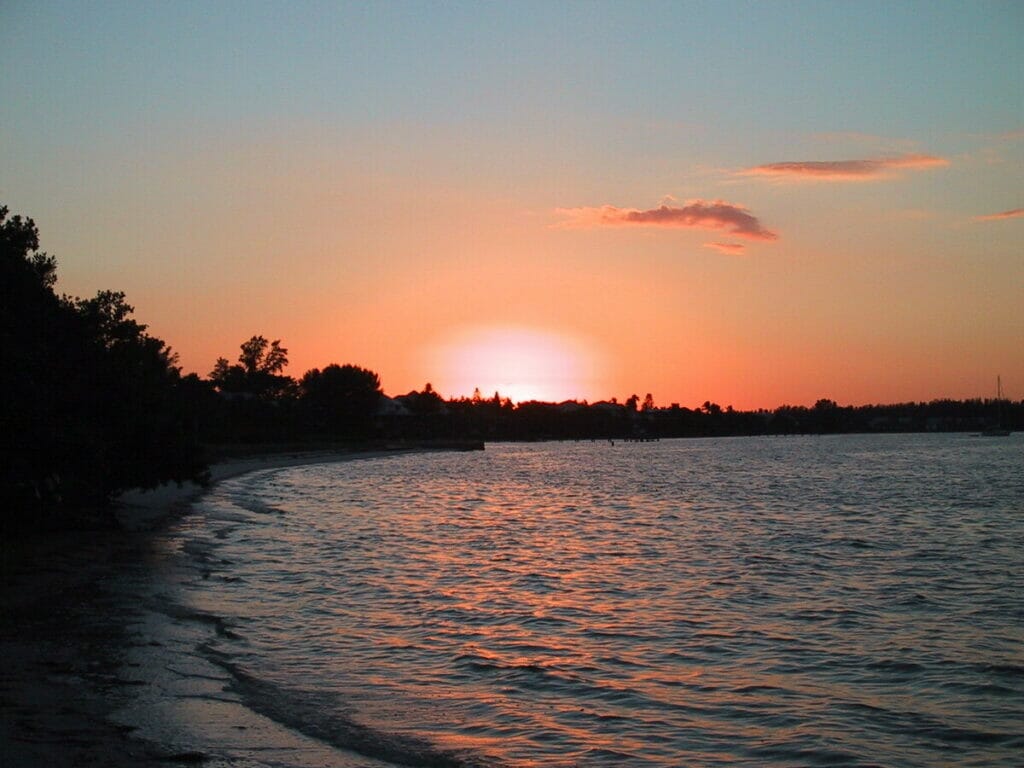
left=972, top=207, right=1024, bottom=222
left=740, top=153, right=949, bottom=182
left=704, top=242, right=745, bottom=255
left=554, top=200, right=778, bottom=241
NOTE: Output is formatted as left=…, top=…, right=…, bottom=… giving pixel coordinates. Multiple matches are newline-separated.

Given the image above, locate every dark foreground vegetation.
left=3, top=204, right=1019, bottom=528
left=2, top=206, right=207, bottom=527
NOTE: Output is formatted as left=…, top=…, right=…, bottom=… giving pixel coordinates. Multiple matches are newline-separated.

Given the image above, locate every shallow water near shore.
left=128, top=434, right=1023, bottom=766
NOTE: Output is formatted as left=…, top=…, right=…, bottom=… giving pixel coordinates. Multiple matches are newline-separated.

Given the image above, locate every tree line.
left=3, top=204, right=1019, bottom=527
left=192, top=347, right=1022, bottom=445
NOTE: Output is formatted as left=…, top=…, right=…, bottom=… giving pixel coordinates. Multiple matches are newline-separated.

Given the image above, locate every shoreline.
left=117, top=447, right=422, bottom=532
left=0, top=448, right=428, bottom=767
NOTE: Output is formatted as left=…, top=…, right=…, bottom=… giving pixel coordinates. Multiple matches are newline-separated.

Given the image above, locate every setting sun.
left=3, top=5, right=1022, bottom=768
left=425, top=326, right=606, bottom=404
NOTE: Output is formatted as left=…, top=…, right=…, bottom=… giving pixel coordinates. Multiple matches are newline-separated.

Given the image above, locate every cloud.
left=740, top=153, right=949, bottom=181
left=704, top=242, right=745, bottom=255
left=972, top=207, right=1024, bottom=222
left=554, top=199, right=777, bottom=241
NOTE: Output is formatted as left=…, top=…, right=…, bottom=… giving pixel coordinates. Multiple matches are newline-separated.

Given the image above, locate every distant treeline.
left=192, top=373, right=1022, bottom=445
left=2, top=203, right=1018, bottom=525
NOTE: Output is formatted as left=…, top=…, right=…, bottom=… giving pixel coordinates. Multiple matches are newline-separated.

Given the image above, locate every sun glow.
left=426, top=326, right=605, bottom=404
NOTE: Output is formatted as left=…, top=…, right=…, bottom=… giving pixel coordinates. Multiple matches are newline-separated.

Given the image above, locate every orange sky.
left=2, top=4, right=1022, bottom=408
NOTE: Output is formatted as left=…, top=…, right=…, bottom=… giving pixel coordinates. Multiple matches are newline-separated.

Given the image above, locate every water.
left=162, top=435, right=1023, bottom=766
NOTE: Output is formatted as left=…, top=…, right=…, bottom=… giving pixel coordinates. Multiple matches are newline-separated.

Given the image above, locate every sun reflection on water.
left=183, top=436, right=1024, bottom=766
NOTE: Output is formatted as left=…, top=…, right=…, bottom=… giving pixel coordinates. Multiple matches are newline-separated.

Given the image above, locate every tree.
left=1, top=204, right=207, bottom=524
left=299, top=364, right=382, bottom=436
left=642, top=393, right=655, bottom=412
left=0, top=205, right=57, bottom=290
left=69, top=290, right=206, bottom=500
left=239, top=335, right=288, bottom=375
left=210, top=335, right=293, bottom=398
left=1, top=206, right=68, bottom=513
left=813, top=398, right=842, bottom=433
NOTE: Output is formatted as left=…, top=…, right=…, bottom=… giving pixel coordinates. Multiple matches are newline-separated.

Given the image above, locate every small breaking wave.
left=172, top=436, right=1024, bottom=767
left=201, top=646, right=500, bottom=768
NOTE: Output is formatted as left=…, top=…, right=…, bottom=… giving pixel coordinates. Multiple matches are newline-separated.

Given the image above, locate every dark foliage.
left=210, top=336, right=294, bottom=399
left=193, top=349, right=1023, bottom=446
left=1, top=205, right=207, bottom=526
left=299, top=364, right=382, bottom=437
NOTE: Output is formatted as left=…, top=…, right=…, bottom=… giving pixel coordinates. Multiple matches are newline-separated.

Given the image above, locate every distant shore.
left=0, top=444, right=465, bottom=767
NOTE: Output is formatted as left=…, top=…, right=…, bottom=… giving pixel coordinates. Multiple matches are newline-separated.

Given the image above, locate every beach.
left=0, top=450, right=407, bottom=768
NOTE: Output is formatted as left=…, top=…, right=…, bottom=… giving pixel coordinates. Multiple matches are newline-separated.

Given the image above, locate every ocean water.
left=156, top=435, right=1023, bottom=766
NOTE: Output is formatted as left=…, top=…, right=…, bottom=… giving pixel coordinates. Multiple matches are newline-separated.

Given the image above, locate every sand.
left=0, top=450, right=411, bottom=767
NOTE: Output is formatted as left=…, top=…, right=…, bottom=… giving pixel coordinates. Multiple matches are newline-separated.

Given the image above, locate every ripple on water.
left=178, top=435, right=1024, bottom=767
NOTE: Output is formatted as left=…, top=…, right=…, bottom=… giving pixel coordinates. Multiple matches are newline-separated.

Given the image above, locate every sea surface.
left=137, top=435, right=1024, bottom=767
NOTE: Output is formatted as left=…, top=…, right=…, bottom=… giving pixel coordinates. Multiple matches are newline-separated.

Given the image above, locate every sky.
left=2, top=1, right=1022, bottom=408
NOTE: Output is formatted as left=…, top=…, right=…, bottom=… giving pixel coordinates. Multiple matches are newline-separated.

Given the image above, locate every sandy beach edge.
left=0, top=447, right=443, bottom=767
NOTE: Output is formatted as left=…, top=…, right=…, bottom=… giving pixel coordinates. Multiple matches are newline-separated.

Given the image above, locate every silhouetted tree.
left=240, top=336, right=288, bottom=376
left=299, top=363, right=382, bottom=437
left=409, top=383, right=445, bottom=414
left=69, top=290, right=206, bottom=500
left=1, top=205, right=67, bottom=513
left=1, top=204, right=206, bottom=525
left=812, top=398, right=844, bottom=433
left=210, top=335, right=294, bottom=398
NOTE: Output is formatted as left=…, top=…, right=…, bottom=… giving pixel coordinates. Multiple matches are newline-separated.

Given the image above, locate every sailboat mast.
left=983, top=375, right=1011, bottom=435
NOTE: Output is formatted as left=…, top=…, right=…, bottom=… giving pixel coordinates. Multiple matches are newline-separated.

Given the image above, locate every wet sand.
left=0, top=450, right=410, bottom=767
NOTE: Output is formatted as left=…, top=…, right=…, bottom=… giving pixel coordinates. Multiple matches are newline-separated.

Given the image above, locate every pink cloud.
left=704, top=242, right=745, bottom=255
left=554, top=199, right=777, bottom=241
left=972, top=207, right=1024, bottom=222
left=740, top=153, right=949, bottom=181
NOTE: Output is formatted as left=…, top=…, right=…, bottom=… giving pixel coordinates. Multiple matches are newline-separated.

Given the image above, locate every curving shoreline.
left=0, top=448, right=424, bottom=767
left=116, top=448, right=420, bottom=532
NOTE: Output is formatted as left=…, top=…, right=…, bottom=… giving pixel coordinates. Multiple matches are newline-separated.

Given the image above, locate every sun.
left=426, top=326, right=605, bottom=404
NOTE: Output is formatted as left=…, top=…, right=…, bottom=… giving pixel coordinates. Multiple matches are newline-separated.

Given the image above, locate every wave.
left=200, top=645, right=501, bottom=768
left=156, top=603, right=243, bottom=641
left=171, top=438, right=1024, bottom=767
